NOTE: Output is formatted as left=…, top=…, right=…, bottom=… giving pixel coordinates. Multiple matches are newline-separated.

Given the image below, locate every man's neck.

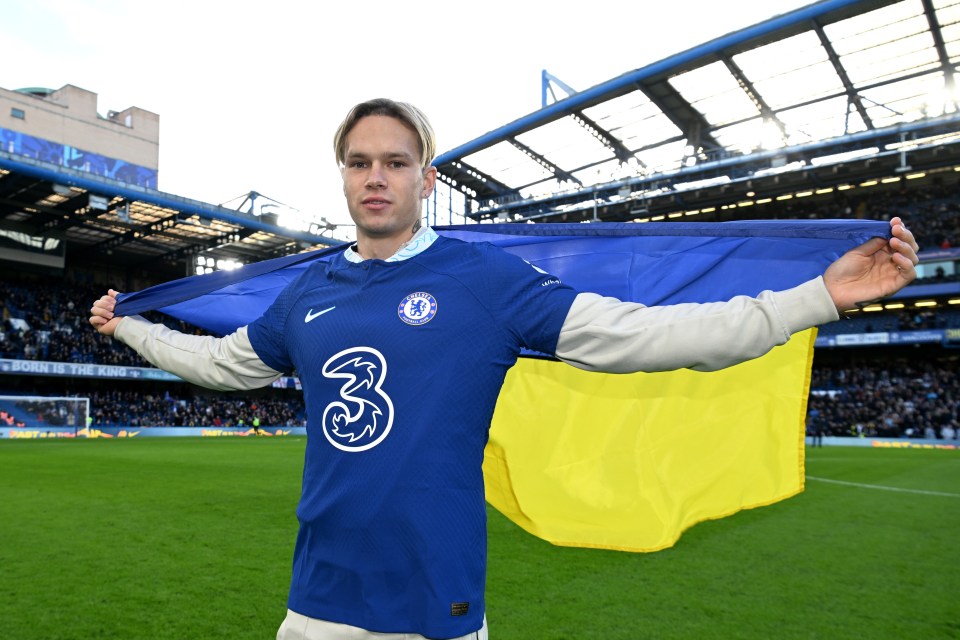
left=354, top=234, right=413, bottom=261
left=349, top=226, right=435, bottom=263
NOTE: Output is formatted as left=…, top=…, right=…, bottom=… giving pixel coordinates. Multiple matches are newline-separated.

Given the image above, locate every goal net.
left=0, top=395, right=90, bottom=434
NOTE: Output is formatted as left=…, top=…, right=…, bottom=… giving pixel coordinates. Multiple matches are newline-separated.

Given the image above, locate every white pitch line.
left=806, top=476, right=960, bottom=498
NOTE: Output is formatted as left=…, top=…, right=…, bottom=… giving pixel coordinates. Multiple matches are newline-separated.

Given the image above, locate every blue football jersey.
left=247, top=235, right=578, bottom=637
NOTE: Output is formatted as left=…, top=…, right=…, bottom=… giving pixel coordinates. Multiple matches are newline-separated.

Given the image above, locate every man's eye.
left=350, top=161, right=367, bottom=169
left=389, top=161, right=406, bottom=169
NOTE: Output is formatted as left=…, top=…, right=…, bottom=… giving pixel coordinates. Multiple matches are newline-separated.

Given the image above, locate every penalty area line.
left=806, top=476, right=960, bottom=498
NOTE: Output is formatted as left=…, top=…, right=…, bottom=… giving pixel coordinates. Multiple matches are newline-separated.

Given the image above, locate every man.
left=90, top=98, right=919, bottom=639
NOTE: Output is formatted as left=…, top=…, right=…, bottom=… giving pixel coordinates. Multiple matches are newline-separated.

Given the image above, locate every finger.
left=889, top=217, right=919, bottom=253
left=90, top=299, right=114, bottom=319
left=896, top=224, right=919, bottom=255
left=853, top=236, right=888, bottom=256
left=891, top=234, right=919, bottom=266
left=96, top=294, right=116, bottom=311
left=892, top=252, right=917, bottom=280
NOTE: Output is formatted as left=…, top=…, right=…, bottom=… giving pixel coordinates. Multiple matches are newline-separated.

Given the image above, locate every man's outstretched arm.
left=90, top=290, right=282, bottom=391
left=556, top=217, right=919, bottom=374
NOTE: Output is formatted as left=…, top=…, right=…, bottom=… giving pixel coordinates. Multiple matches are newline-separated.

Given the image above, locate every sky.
left=1, top=0, right=814, bottom=239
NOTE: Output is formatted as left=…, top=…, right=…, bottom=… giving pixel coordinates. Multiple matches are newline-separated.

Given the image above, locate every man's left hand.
left=823, top=217, right=920, bottom=312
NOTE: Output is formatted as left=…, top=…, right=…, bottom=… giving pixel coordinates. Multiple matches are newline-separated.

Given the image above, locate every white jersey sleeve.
left=555, top=276, right=839, bottom=373
left=114, top=316, right=283, bottom=390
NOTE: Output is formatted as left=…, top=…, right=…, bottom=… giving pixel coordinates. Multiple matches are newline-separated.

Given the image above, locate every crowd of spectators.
left=2, top=178, right=959, bottom=436
left=808, top=360, right=959, bottom=440
left=2, top=385, right=305, bottom=429
left=761, top=177, right=960, bottom=253
left=1, top=277, right=307, bottom=429
left=88, top=389, right=304, bottom=428
left=1, top=278, right=202, bottom=366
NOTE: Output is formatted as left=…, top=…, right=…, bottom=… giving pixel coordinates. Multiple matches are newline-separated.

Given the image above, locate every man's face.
left=340, top=115, right=437, bottom=246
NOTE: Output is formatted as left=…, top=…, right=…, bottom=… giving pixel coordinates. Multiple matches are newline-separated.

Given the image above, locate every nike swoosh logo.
left=304, top=306, right=336, bottom=323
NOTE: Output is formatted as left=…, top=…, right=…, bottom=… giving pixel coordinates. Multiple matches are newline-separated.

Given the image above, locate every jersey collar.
left=343, top=226, right=439, bottom=264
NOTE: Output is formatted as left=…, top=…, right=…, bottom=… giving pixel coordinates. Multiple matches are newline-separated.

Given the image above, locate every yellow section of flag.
left=483, top=328, right=815, bottom=552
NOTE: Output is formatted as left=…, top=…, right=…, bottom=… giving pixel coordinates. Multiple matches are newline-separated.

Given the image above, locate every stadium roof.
left=0, top=151, right=339, bottom=278
left=2, top=0, right=958, bottom=280
left=431, top=0, right=960, bottom=223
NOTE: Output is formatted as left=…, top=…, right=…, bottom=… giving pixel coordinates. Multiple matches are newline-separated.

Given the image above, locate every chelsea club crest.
left=398, top=292, right=437, bottom=326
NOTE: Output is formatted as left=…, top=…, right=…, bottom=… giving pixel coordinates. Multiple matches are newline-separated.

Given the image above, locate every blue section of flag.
left=115, top=220, right=889, bottom=335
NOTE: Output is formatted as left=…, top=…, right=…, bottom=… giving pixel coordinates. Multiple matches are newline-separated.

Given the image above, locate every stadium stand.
left=1, top=0, right=958, bottom=438
left=1, top=276, right=195, bottom=367
left=2, top=190, right=956, bottom=435
left=809, top=357, right=959, bottom=439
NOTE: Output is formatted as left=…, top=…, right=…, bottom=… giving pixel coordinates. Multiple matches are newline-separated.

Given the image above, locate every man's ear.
left=421, top=166, right=438, bottom=199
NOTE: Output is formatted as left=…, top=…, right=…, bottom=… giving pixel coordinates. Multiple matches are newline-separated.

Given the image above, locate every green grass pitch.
left=1, top=438, right=957, bottom=639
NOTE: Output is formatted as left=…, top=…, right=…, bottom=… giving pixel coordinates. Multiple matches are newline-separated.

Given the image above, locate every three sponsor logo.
left=314, top=292, right=437, bottom=451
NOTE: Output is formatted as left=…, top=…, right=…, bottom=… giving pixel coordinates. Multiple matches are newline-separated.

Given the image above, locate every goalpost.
left=0, top=395, right=91, bottom=436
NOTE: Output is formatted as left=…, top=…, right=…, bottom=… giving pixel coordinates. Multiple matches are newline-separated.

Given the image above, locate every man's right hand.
left=89, top=289, right=123, bottom=336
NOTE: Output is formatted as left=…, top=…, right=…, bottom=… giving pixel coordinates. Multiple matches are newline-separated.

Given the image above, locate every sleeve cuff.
left=771, top=276, right=840, bottom=335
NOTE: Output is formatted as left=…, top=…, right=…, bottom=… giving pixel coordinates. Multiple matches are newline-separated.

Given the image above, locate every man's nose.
left=366, top=164, right=386, bottom=188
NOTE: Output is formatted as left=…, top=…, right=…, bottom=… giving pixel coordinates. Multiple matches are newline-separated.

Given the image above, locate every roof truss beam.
left=134, top=227, right=258, bottom=268
left=442, top=160, right=516, bottom=197
left=719, top=52, right=789, bottom=141
left=509, top=139, right=583, bottom=187
left=40, top=196, right=130, bottom=234
left=811, top=19, right=874, bottom=130
left=569, top=111, right=635, bottom=165
left=920, top=0, right=956, bottom=95
left=637, top=81, right=724, bottom=154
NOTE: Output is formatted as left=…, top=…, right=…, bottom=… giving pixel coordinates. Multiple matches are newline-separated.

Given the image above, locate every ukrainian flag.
left=116, top=220, right=888, bottom=552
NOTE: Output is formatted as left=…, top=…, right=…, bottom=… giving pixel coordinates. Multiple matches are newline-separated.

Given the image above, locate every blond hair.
left=333, top=98, right=436, bottom=170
